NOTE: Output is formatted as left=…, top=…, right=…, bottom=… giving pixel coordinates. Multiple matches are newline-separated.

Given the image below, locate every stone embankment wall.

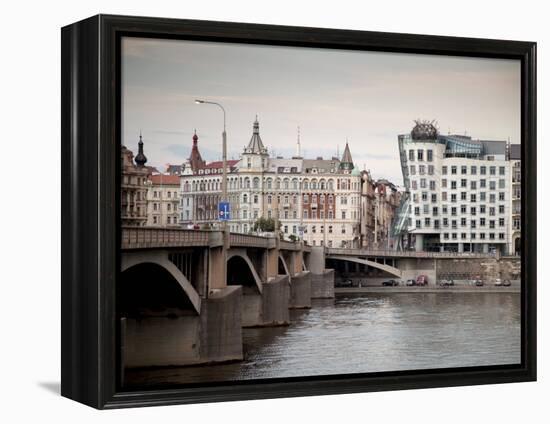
left=436, top=257, right=521, bottom=280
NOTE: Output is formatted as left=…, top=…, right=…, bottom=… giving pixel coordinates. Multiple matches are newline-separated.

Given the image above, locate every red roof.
left=204, top=159, right=239, bottom=169
left=149, top=174, right=180, bottom=185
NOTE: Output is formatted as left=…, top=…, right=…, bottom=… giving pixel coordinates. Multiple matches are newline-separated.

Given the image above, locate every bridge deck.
left=121, top=227, right=309, bottom=252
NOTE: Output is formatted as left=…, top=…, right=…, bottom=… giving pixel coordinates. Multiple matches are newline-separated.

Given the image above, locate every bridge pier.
left=289, top=271, right=312, bottom=309
left=309, top=247, right=335, bottom=299
left=121, top=286, right=243, bottom=369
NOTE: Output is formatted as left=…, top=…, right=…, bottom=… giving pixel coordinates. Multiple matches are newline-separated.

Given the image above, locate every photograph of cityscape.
left=119, top=36, right=522, bottom=388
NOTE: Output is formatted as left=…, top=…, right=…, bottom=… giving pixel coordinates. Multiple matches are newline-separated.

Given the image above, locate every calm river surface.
left=127, top=292, right=520, bottom=387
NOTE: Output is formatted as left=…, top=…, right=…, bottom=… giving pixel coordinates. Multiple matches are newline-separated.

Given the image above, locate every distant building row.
left=121, top=119, right=401, bottom=249
left=121, top=119, right=521, bottom=254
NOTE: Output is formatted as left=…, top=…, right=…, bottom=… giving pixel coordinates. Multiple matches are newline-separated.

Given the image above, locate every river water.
left=126, top=292, right=520, bottom=387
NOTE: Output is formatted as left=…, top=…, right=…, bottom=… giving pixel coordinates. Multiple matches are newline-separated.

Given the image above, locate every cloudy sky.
left=122, top=37, right=520, bottom=185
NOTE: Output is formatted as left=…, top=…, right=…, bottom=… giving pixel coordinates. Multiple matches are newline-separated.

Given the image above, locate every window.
left=461, top=192, right=467, bottom=201
left=490, top=166, right=496, bottom=175
left=443, top=218, right=449, bottom=227
left=471, top=207, right=477, bottom=215
left=499, top=205, right=505, bottom=214
left=442, top=179, right=447, bottom=188
left=461, top=179, right=467, bottom=188
left=489, top=181, right=496, bottom=190
left=461, top=205, right=467, bottom=214
left=442, top=192, right=447, bottom=201
left=471, top=166, right=477, bottom=175
left=423, top=204, right=429, bottom=214
left=303, top=210, right=308, bottom=219
left=471, top=233, right=476, bottom=239
left=480, top=166, right=486, bottom=175
left=490, top=220, right=495, bottom=229
left=429, top=180, right=436, bottom=190
left=451, top=166, right=457, bottom=175
left=499, top=192, right=505, bottom=201
left=499, top=166, right=505, bottom=176
left=480, top=217, right=486, bottom=226
left=409, top=150, right=415, bottom=161
left=416, top=220, right=422, bottom=229
left=461, top=166, right=467, bottom=175
left=461, top=233, right=467, bottom=240
left=328, top=225, right=333, bottom=233
left=427, top=150, right=433, bottom=161
left=420, top=178, right=427, bottom=189
left=499, top=179, right=506, bottom=189
left=254, top=194, right=259, bottom=204
left=419, top=165, right=425, bottom=175
left=442, top=166, right=448, bottom=175
left=480, top=179, right=486, bottom=188
left=470, top=194, right=477, bottom=203
left=451, top=207, right=457, bottom=216
left=471, top=220, right=476, bottom=228
left=451, top=181, right=457, bottom=190
left=490, top=194, right=496, bottom=203
left=433, top=207, right=438, bottom=216
left=442, top=205, right=448, bottom=214
left=443, top=233, right=449, bottom=239
left=428, top=165, right=434, bottom=175
left=470, top=181, right=477, bottom=190
left=411, top=180, right=417, bottom=190
left=414, top=207, right=420, bottom=216
left=341, top=211, right=346, bottom=219
left=341, top=225, right=346, bottom=234
left=451, top=193, right=457, bottom=203
left=431, top=194, right=437, bottom=203
left=422, top=192, right=428, bottom=201
left=480, top=233, right=486, bottom=240
left=417, top=149, right=424, bottom=161
left=461, top=217, right=467, bottom=226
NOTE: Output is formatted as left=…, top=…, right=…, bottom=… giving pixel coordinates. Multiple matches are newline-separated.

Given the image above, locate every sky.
left=122, top=37, right=520, bottom=186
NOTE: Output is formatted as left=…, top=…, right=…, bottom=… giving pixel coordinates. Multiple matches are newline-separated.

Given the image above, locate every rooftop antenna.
left=296, top=125, right=301, bottom=157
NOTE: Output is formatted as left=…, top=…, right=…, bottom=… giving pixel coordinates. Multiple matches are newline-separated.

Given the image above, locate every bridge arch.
left=278, top=254, right=290, bottom=276
left=226, top=251, right=263, bottom=293
left=325, top=255, right=402, bottom=278
left=121, top=251, right=201, bottom=314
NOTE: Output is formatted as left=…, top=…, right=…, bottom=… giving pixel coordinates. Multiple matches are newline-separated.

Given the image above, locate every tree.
left=253, top=217, right=276, bottom=232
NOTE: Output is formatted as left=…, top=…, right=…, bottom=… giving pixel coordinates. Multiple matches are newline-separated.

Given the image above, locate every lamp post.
left=194, top=99, right=228, bottom=228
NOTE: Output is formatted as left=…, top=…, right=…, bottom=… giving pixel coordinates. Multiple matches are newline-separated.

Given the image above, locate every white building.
left=396, top=120, right=517, bottom=255
left=146, top=174, right=181, bottom=227
left=179, top=118, right=365, bottom=247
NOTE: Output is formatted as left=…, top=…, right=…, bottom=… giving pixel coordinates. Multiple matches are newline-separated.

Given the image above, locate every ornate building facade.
left=509, top=144, right=521, bottom=255
left=121, top=134, right=150, bottom=226
left=179, top=118, right=369, bottom=247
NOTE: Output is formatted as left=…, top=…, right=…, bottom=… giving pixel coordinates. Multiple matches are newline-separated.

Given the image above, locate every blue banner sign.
left=218, top=202, right=230, bottom=221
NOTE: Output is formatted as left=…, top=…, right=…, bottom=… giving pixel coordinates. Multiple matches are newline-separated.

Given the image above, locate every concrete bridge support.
left=309, top=247, right=335, bottom=299
left=289, top=271, right=312, bottom=309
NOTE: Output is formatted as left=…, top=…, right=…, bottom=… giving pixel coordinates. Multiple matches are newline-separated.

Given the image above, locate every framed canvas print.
left=61, top=14, right=536, bottom=409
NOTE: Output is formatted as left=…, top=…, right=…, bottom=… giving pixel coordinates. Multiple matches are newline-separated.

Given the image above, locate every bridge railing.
left=122, top=226, right=211, bottom=249
left=229, top=233, right=274, bottom=249
left=326, top=247, right=496, bottom=259
left=122, top=226, right=305, bottom=251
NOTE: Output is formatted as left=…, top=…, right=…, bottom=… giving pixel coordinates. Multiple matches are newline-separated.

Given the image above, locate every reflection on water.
left=125, top=293, right=520, bottom=387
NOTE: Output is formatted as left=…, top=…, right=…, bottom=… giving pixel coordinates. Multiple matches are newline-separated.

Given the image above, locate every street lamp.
left=194, top=99, right=228, bottom=226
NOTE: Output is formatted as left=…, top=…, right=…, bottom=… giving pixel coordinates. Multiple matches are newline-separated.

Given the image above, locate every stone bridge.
left=120, top=227, right=333, bottom=373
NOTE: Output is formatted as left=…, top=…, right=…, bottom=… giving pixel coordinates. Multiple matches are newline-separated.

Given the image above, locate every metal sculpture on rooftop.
left=411, top=119, right=439, bottom=140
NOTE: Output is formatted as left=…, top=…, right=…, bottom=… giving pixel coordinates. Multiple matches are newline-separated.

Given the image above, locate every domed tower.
left=134, top=131, right=148, bottom=167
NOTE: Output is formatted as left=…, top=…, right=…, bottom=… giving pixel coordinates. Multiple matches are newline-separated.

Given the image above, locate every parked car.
left=406, top=279, right=416, bottom=286
left=475, top=279, right=484, bottom=287
left=438, top=279, right=451, bottom=287
left=502, top=279, right=512, bottom=287
left=416, top=275, right=428, bottom=286
left=339, top=279, right=353, bottom=288
left=494, top=278, right=503, bottom=287
left=382, top=279, right=399, bottom=287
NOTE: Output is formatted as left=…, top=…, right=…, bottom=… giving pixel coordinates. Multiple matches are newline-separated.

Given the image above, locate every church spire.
left=134, top=131, right=148, bottom=167
left=244, top=116, right=267, bottom=154
left=339, top=141, right=354, bottom=171
left=188, top=129, right=205, bottom=173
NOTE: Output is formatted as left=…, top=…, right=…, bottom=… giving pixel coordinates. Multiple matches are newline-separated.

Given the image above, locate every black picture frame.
left=61, top=14, right=537, bottom=409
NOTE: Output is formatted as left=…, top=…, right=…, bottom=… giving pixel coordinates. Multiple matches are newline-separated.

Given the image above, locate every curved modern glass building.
left=395, top=120, right=516, bottom=254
